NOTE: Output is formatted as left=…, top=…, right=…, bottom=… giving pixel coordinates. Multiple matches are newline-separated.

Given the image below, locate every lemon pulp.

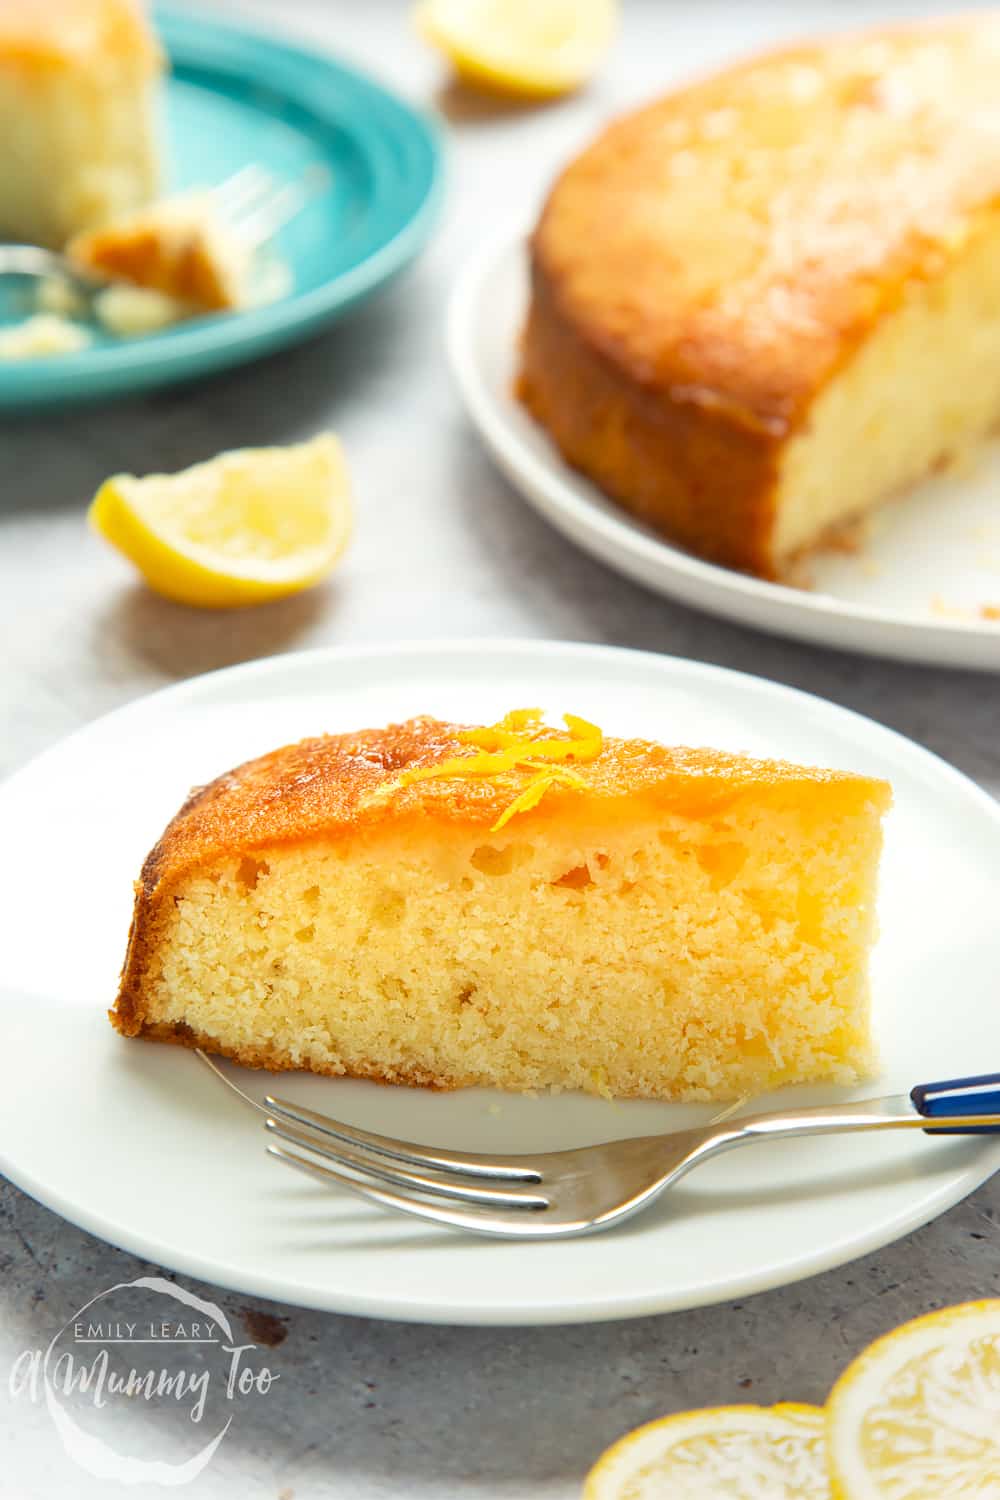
left=89, top=433, right=352, bottom=609
left=414, top=0, right=617, bottom=98
left=827, top=1300, right=1000, bottom=1499
left=583, top=1404, right=829, bottom=1499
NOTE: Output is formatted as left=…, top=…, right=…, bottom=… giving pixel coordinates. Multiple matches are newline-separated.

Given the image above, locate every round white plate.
left=2, top=640, right=999, bottom=1325
left=448, top=236, right=1000, bottom=672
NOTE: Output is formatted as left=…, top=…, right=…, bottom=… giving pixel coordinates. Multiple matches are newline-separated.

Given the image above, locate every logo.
left=9, top=1276, right=279, bottom=1485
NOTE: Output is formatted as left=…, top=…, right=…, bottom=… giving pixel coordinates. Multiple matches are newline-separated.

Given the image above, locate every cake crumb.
left=94, top=284, right=188, bottom=336
left=36, top=274, right=88, bottom=319
left=783, top=558, right=816, bottom=591
left=930, top=593, right=972, bottom=619
left=783, top=516, right=872, bottom=589
left=0, top=314, right=90, bottom=359
left=590, top=1066, right=614, bottom=1101
left=823, top=515, right=871, bottom=555
left=928, top=595, right=999, bottom=621
left=931, top=444, right=980, bottom=480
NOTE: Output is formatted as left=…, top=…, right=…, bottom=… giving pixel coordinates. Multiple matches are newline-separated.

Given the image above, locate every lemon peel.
left=414, top=0, right=617, bottom=99
left=583, top=1403, right=828, bottom=1499
left=490, top=766, right=589, bottom=831
left=584, top=1403, right=828, bottom=1499
left=397, top=708, right=603, bottom=830
left=826, top=1298, right=1000, bottom=1499
left=88, top=434, right=352, bottom=609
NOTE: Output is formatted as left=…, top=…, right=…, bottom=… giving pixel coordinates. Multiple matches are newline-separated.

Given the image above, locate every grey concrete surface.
left=2, top=2, right=998, bottom=1496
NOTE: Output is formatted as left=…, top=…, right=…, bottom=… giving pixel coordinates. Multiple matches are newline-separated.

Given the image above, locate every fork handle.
left=911, top=1074, right=1000, bottom=1135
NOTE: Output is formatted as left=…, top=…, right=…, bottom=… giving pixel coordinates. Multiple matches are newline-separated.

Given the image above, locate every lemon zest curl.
left=397, top=708, right=603, bottom=831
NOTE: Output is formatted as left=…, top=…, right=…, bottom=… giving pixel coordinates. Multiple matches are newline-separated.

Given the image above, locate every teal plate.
left=0, top=7, right=444, bottom=410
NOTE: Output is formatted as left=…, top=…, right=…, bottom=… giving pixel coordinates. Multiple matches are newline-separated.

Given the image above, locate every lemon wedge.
left=414, top=0, right=617, bottom=98
left=826, top=1299, right=1000, bottom=1498
left=583, top=1404, right=829, bottom=1498
left=89, top=434, right=352, bottom=609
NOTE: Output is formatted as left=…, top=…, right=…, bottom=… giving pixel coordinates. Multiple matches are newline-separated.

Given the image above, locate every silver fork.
left=197, top=1052, right=1000, bottom=1240
left=0, top=165, right=305, bottom=297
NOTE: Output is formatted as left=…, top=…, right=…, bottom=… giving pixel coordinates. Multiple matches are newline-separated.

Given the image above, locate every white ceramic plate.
left=448, top=236, right=1000, bottom=672
left=2, top=640, right=999, bottom=1325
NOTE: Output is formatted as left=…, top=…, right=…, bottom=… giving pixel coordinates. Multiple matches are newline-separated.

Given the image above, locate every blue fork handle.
left=911, top=1074, right=1000, bottom=1135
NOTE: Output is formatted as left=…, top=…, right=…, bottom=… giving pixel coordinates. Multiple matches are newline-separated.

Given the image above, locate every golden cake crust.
left=117, top=1016, right=451, bottom=1089
left=0, top=0, right=161, bottom=71
left=113, top=715, right=889, bottom=1051
left=69, top=217, right=234, bottom=311
left=133, top=715, right=882, bottom=888
left=520, top=15, right=1000, bottom=574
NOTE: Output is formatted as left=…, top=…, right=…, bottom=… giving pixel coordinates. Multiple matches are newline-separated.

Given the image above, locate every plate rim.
left=447, top=231, right=1000, bottom=671
left=3, top=637, right=1000, bottom=1326
left=0, top=4, right=446, bottom=409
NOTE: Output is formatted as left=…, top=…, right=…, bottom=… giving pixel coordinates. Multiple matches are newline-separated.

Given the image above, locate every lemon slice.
left=89, top=434, right=352, bottom=609
left=583, top=1404, right=829, bottom=1498
left=826, top=1299, right=1000, bottom=1498
left=414, top=0, right=617, bottom=98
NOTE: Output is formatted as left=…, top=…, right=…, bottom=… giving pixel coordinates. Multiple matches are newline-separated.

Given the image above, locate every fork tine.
left=211, top=164, right=274, bottom=216
left=195, top=1051, right=540, bottom=1180
left=267, top=1144, right=550, bottom=1237
left=264, top=1091, right=541, bottom=1182
left=265, top=1118, right=548, bottom=1210
left=233, top=182, right=307, bottom=249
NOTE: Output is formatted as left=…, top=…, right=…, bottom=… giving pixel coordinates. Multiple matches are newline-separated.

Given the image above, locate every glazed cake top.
left=0, top=0, right=161, bottom=71
left=532, top=16, right=1000, bottom=435
left=138, top=713, right=891, bottom=894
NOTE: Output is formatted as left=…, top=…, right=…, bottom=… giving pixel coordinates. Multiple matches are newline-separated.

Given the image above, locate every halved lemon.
left=414, top=0, right=617, bottom=98
left=89, top=434, right=352, bottom=609
left=583, top=1403, right=829, bottom=1498
left=826, top=1299, right=1000, bottom=1498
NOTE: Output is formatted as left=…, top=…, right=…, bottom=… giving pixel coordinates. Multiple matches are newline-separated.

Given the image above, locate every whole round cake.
left=518, top=16, right=1000, bottom=577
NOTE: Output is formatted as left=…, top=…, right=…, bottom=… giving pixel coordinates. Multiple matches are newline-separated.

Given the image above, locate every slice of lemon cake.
left=112, top=712, right=890, bottom=1101
left=0, top=0, right=162, bottom=249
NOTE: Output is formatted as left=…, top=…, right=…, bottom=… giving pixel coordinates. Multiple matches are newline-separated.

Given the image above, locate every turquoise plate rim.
left=0, top=5, right=445, bottom=410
